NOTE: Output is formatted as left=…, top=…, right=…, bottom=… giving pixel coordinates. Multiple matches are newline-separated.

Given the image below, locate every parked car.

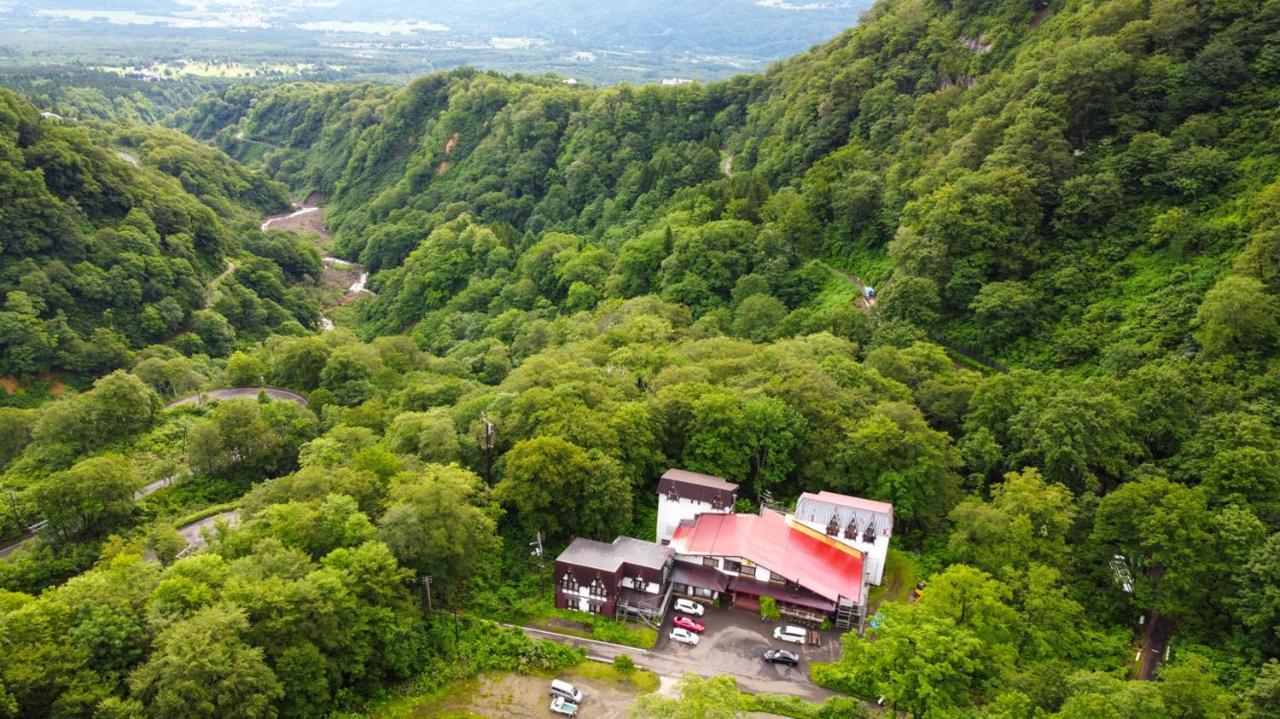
left=673, top=615, right=705, bottom=633
left=673, top=598, right=705, bottom=616
left=669, top=627, right=700, bottom=645
left=550, top=679, right=583, bottom=703
left=763, top=649, right=800, bottom=667
left=773, top=625, right=808, bottom=645
left=550, top=696, right=579, bottom=716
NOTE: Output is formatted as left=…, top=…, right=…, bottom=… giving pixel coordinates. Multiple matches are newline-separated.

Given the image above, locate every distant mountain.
left=0, top=0, right=873, bottom=82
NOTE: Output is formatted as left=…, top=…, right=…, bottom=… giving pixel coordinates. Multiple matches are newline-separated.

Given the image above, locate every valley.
left=0, top=0, right=1278, bottom=717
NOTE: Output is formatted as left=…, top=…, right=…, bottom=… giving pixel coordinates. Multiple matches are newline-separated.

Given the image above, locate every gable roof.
left=669, top=509, right=863, bottom=603
left=660, top=468, right=738, bottom=492
left=556, top=536, right=673, bottom=573
left=798, top=486, right=890, bottom=514
left=658, top=468, right=738, bottom=506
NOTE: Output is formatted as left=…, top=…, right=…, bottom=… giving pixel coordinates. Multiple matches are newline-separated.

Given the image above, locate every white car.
left=673, top=598, right=705, bottom=616
left=669, top=627, right=700, bottom=646
left=773, top=625, right=808, bottom=645
left=550, top=679, right=583, bottom=703
left=550, top=696, right=579, bottom=716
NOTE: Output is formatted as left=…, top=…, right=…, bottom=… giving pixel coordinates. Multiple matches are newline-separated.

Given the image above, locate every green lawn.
left=867, top=548, right=920, bottom=611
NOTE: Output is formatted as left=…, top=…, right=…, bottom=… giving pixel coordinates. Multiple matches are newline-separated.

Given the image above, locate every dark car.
left=763, top=649, right=800, bottom=667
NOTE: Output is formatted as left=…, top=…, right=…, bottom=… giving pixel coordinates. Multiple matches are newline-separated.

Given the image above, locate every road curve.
left=177, top=510, right=240, bottom=552
left=166, top=387, right=308, bottom=409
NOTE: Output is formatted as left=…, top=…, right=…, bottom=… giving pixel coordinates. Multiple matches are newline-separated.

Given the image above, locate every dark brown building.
left=554, top=536, right=674, bottom=621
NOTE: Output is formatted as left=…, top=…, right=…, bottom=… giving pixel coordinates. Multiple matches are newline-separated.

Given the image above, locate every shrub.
left=760, top=595, right=781, bottom=621
left=614, top=654, right=636, bottom=674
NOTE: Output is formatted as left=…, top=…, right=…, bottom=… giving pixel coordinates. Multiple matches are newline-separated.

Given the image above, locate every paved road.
left=0, top=531, right=34, bottom=560
left=4, top=473, right=189, bottom=561
left=166, top=387, right=308, bottom=409
left=1138, top=610, right=1172, bottom=680
left=177, top=510, right=240, bottom=552
left=133, top=474, right=180, bottom=500
left=511, top=624, right=837, bottom=702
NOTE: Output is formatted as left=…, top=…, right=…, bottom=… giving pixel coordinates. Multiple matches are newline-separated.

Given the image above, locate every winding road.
left=165, top=387, right=308, bottom=408
left=3, top=389, right=303, bottom=561
left=3, top=471, right=196, bottom=560
left=175, top=510, right=240, bottom=557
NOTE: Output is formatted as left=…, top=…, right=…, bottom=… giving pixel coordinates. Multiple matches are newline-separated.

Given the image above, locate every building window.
left=711, top=493, right=725, bottom=510
left=589, top=578, right=607, bottom=599
left=667, top=487, right=679, bottom=501
left=560, top=573, right=578, bottom=592
left=863, top=522, right=876, bottom=543
left=825, top=516, right=839, bottom=536
left=702, top=556, right=718, bottom=568
left=843, top=520, right=858, bottom=540
left=724, top=559, right=742, bottom=573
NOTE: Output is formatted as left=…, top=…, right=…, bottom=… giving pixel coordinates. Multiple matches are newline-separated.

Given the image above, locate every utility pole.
left=422, top=575, right=433, bottom=613
left=479, top=414, right=496, bottom=485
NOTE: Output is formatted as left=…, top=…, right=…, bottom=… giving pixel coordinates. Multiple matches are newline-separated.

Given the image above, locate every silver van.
left=550, top=679, right=583, bottom=703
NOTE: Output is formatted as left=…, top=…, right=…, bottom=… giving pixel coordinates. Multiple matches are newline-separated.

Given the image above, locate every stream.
left=260, top=199, right=372, bottom=330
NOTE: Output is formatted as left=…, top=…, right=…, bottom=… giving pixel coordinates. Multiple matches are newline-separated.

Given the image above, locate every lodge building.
left=553, top=468, right=894, bottom=631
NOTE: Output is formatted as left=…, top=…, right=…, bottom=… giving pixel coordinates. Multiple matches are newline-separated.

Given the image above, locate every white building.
left=655, top=468, right=737, bottom=545
left=793, top=491, right=894, bottom=586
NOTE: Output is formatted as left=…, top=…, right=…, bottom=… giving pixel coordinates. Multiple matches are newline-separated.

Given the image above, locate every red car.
left=673, top=615, right=705, bottom=633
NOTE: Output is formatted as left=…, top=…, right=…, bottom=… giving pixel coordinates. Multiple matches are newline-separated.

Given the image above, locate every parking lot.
left=650, top=602, right=843, bottom=686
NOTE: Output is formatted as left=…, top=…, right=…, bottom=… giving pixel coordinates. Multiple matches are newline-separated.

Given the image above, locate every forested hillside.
left=1, top=0, right=1278, bottom=716
left=0, top=88, right=325, bottom=385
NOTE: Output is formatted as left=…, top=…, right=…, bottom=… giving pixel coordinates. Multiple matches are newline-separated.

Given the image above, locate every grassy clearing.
left=813, top=270, right=861, bottom=312
left=867, top=548, right=920, bottom=611
left=827, top=245, right=893, bottom=285
left=571, top=659, right=661, bottom=692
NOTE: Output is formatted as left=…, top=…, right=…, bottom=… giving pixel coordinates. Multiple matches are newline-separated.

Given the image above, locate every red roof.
left=670, top=509, right=863, bottom=603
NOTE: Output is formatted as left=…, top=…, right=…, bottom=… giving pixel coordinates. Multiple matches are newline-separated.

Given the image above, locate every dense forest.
left=2, top=0, right=1279, bottom=716
left=0, top=87, right=327, bottom=385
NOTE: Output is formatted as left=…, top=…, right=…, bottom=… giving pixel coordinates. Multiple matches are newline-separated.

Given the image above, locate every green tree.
left=970, top=281, right=1038, bottom=348
left=833, top=602, right=989, bottom=719
left=948, top=468, right=1076, bottom=574
left=226, top=352, right=268, bottom=387
left=1194, top=275, right=1279, bottom=358
left=1243, top=660, right=1280, bottom=719
left=33, top=454, right=137, bottom=543
left=269, top=336, right=331, bottom=391
left=128, top=604, right=283, bottom=719
left=1091, top=477, right=1213, bottom=621
left=378, top=465, right=499, bottom=598
left=495, top=436, right=631, bottom=541
left=192, top=310, right=236, bottom=357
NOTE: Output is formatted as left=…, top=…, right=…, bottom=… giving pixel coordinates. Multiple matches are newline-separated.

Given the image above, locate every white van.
left=773, top=625, right=808, bottom=645
left=550, top=679, right=583, bottom=703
